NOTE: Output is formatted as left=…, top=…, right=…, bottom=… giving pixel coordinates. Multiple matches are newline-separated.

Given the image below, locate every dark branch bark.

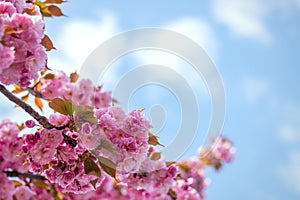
left=3, top=170, right=46, bottom=180
left=0, top=84, right=77, bottom=146
left=0, top=84, right=64, bottom=129
left=25, top=86, right=43, bottom=98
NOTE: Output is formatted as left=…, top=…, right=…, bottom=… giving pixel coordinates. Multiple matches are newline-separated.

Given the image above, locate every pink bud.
left=25, top=120, right=36, bottom=128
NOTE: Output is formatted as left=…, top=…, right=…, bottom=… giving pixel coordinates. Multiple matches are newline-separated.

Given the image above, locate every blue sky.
left=1, top=0, right=300, bottom=199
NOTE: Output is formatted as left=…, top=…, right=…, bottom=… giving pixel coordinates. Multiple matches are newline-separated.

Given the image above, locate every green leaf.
left=49, top=98, right=73, bottom=116
left=74, top=105, right=98, bottom=123
left=35, top=1, right=52, bottom=17
left=43, top=73, right=55, bottom=80
left=84, top=157, right=101, bottom=177
left=99, top=139, right=117, bottom=153
left=90, top=179, right=98, bottom=189
left=150, top=152, right=161, bottom=161
left=98, top=156, right=116, bottom=178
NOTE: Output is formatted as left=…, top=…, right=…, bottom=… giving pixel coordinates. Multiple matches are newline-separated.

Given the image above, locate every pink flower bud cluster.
left=93, top=108, right=150, bottom=174
left=22, top=126, right=99, bottom=194
left=19, top=102, right=151, bottom=194
left=0, top=115, right=234, bottom=199
left=212, top=137, right=236, bottom=163
left=173, top=158, right=207, bottom=200
left=40, top=71, right=112, bottom=108
left=0, top=120, right=27, bottom=173
left=0, top=0, right=235, bottom=198
left=0, top=120, right=51, bottom=200
left=0, top=0, right=46, bottom=87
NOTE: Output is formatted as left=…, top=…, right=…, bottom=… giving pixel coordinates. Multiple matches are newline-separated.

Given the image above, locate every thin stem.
left=26, top=86, right=43, bottom=98
left=3, top=170, right=46, bottom=180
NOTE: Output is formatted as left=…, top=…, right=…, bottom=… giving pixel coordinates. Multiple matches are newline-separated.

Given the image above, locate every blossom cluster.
left=0, top=0, right=235, bottom=199
left=40, top=71, right=111, bottom=108
left=0, top=114, right=235, bottom=200
left=0, top=69, right=235, bottom=199
left=0, top=0, right=46, bottom=87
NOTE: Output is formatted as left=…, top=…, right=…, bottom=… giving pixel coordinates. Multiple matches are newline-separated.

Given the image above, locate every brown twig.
left=26, top=86, right=43, bottom=98
left=0, top=84, right=60, bottom=129
left=3, top=170, right=47, bottom=180
left=0, top=84, right=77, bottom=146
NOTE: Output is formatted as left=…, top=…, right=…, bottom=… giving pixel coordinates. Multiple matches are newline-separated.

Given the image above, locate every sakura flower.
left=49, top=113, right=69, bottom=127
left=13, top=186, right=34, bottom=200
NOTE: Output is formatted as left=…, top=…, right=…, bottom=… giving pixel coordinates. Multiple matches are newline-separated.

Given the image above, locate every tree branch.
left=3, top=170, right=46, bottom=180
left=25, top=86, right=43, bottom=98
left=0, top=84, right=77, bottom=146
left=0, top=84, right=61, bottom=129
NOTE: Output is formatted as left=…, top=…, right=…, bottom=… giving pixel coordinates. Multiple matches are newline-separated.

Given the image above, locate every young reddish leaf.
left=35, top=1, right=52, bottom=17
left=138, top=108, right=145, bottom=112
left=34, top=82, right=42, bottom=92
left=40, top=67, right=48, bottom=76
left=168, top=188, right=177, bottom=200
left=4, top=24, right=23, bottom=34
left=148, top=132, right=164, bottom=146
left=48, top=5, right=64, bottom=16
left=43, top=73, right=55, bottom=80
left=32, top=180, right=49, bottom=189
left=41, top=35, right=55, bottom=51
left=49, top=98, right=73, bottom=116
left=12, top=180, right=23, bottom=187
left=23, top=6, right=36, bottom=15
left=44, top=0, right=65, bottom=4
left=35, top=97, right=43, bottom=111
left=112, top=98, right=118, bottom=104
left=98, top=156, right=116, bottom=179
left=84, top=157, right=101, bottom=177
left=214, top=161, right=222, bottom=171
left=70, top=72, right=78, bottom=83
left=17, top=123, right=26, bottom=131
left=166, top=161, right=177, bottom=167
left=21, top=94, right=29, bottom=102
left=11, top=84, right=24, bottom=94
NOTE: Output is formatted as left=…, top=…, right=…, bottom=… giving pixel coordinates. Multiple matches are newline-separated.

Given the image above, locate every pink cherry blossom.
left=49, top=113, right=69, bottom=127
left=0, top=0, right=45, bottom=86
left=13, top=186, right=34, bottom=200
left=25, top=119, right=35, bottom=128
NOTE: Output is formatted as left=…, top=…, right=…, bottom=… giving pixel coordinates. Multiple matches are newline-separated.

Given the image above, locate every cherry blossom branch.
left=3, top=170, right=46, bottom=180
left=0, top=84, right=67, bottom=127
left=25, top=86, right=43, bottom=98
left=0, top=84, right=77, bottom=147
left=0, top=84, right=60, bottom=129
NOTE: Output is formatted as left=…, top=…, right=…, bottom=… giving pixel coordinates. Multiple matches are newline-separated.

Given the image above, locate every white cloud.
left=277, top=102, right=300, bottom=143
left=131, top=17, right=219, bottom=100
left=166, top=17, right=219, bottom=60
left=279, top=150, right=300, bottom=195
left=279, top=124, right=300, bottom=143
left=212, top=0, right=273, bottom=43
left=47, top=11, right=119, bottom=74
left=243, top=76, right=270, bottom=103
left=295, top=0, right=300, bottom=9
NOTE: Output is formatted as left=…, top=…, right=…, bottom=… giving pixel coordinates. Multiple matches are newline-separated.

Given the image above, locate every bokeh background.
left=1, top=0, right=300, bottom=199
